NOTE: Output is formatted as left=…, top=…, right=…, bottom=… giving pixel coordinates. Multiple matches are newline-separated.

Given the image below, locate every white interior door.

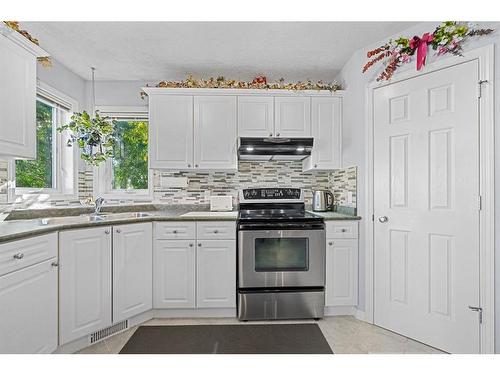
left=373, top=60, right=480, bottom=353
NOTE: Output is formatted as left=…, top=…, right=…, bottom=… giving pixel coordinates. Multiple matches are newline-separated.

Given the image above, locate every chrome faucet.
left=94, top=197, right=105, bottom=214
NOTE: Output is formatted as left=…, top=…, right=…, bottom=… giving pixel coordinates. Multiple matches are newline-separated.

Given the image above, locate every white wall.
left=88, top=80, right=153, bottom=107
left=335, top=22, right=500, bottom=352
left=36, top=58, right=87, bottom=110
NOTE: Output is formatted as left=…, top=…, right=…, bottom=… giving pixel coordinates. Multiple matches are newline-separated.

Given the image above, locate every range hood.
left=238, top=137, right=313, bottom=161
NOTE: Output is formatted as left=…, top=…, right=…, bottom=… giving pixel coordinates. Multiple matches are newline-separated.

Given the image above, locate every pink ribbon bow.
left=410, top=33, right=434, bottom=71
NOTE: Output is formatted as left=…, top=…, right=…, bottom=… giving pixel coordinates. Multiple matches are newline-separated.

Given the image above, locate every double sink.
left=38, top=211, right=153, bottom=225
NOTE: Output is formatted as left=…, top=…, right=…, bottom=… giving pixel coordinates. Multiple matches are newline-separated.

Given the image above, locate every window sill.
left=11, top=190, right=79, bottom=204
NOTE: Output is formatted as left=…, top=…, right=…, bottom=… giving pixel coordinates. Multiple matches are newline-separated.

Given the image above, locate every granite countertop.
left=0, top=204, right=361, bottom=244
left=0, top=206, right=238, bottom=244
left=307, top=210, right=362, bottom=221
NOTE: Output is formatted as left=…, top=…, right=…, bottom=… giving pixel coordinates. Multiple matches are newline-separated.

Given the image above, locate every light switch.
left=347, top=191, right=353, bottom=205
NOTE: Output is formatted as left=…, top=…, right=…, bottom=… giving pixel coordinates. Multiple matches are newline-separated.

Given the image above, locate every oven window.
left=254, top=238, right=309, bottom=272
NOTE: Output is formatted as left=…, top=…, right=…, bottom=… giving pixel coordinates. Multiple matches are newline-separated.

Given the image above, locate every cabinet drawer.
left=0, top=233, right=58, bottom=276
left=154, top=222, right=196, bottom=239
left=196, top=221, right=236, bottom=240
left=326, top=221, right=358, bottom=239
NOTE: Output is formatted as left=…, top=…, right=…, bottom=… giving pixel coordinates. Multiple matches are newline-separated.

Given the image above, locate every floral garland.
left=2, top=21, right=52, bottom=67
left=141, top=75, right=342, bottom=98
left=363, top=22, right=494, bottom=81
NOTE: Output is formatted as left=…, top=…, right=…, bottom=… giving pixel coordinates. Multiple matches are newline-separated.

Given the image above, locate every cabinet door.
left=274, top=97, right=311, bottom=137
left=113, top=223, right=152, bottom=322
left=0, top=259, right=57, bottom=353
left=59, top=227, right=112, bottom=345
left=238, top=96, right=274, bottom=137
left=0, top=35, right=36, bottom=159
left=149, top=94, right=193, bottom=169
left=196, top=240, right=236, bottom=308
left=303, top=97, right=342, bottom=171
left=153, top=240, right=195, bottom=308
left=194, top=96, right=237, bottom=170
left=325, top=239, right=358, bottom=306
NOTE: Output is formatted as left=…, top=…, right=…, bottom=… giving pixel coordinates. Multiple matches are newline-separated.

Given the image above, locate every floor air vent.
left=90, top=321, right=128, bottom=344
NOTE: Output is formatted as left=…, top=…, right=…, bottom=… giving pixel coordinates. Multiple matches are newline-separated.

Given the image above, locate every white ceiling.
left=22, top=22, right=417, bottom=82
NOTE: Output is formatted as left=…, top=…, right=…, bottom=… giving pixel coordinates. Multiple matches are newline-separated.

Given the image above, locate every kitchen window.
left=94, top=107, right=152, bottom=200
left=9, top=83, right=78, bottom=201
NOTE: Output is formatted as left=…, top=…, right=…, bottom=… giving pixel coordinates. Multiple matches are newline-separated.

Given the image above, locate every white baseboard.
left=152, top=308, right=236, bottom=319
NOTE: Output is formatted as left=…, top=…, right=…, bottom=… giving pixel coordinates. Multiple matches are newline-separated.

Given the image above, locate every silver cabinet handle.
left=13, top=253, right=24, bottom=260
left=378, top=216, right=389, bottom=223
left=105, top=229, right=110, bottom=234
left=116, top=229, right=121, bottom=233
left=51, top=261, right=59, bottom=268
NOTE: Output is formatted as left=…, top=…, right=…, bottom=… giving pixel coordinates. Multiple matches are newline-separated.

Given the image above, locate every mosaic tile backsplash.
left=0, top=160, right=357, bottom=211
left=153, top=161, right=332, bottom=205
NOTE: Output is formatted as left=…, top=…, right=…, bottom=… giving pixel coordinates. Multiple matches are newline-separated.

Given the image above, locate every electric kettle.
left=312, top=190, right=334, bottom=212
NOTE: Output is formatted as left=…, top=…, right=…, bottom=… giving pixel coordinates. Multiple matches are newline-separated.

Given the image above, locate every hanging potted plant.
left=58, top=110, right=117, bottom=166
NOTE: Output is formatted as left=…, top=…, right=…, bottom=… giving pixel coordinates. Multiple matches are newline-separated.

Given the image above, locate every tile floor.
left=76, top=316, right=444, bottom=354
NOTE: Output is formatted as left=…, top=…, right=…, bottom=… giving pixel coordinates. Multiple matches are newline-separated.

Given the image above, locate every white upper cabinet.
left=194, top=96, right=238, bottom=170
left=303, top=97, right=342, bottom=171
left=238, top=96, right=274, bottom=137
left=144, top=88, right=343, bottom=171
left=59, top=227, right=112, bottom=345
left=274, top=97, right=311, bottom=137
left=112, top=222, right=153, bottom=322
left=149, top=95, right=193, bottom=169
left=0, top=29, right=48, bottom=159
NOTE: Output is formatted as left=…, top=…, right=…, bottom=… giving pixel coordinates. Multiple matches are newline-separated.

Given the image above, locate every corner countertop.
left=0, top=206, right=237, bottom=244
left=0, top=205, right=361, bottom=244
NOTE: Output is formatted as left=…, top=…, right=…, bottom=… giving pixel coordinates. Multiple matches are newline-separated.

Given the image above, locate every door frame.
left=364, top=44, right=495, bottom=353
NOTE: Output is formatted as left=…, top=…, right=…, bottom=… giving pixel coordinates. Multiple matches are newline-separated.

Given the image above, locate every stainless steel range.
left=237, top=188, right=326, bottom=321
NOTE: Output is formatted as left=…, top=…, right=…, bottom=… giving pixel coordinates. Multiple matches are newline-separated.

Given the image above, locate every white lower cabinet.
left=325, top=221, right=359, bottom=308
left=153, top=221, right=236, bottom=310
left=59, top=227, right=112, bottom=345
left=0, top=258, right=58, bottom=353
left=113, top=222, right=153, bottom=322
left=196, top=240, right=236, bottom=308
left=153, top=239, right=196, bottom=308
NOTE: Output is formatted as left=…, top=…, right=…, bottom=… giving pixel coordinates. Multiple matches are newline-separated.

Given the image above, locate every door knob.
left=378, top=216, right=389, bottom=223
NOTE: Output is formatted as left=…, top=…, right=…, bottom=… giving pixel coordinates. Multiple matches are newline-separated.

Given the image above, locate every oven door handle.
left=238, top=222, right=325, bottom=230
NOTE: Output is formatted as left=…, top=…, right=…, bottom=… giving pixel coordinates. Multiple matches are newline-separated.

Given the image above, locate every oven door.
left=238, top=226, right=325, bottom=288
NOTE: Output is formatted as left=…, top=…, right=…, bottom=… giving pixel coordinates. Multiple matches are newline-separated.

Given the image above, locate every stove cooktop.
left=238, top=208, right=322, bottom=222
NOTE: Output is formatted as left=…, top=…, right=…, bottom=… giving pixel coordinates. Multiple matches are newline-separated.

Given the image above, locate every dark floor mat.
left=119, top=324, right=333, bottom=354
